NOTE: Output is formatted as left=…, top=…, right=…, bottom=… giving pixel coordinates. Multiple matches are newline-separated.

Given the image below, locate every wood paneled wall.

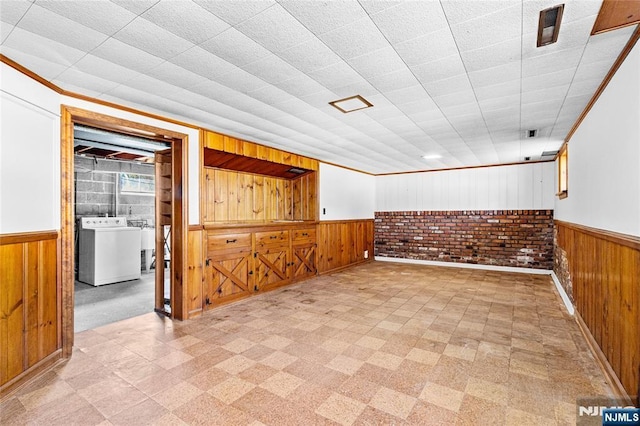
left=317, top=220, right=374, bottom=274
left=555, top=221, right=640, bottom=400
left=186, top=227, right=204, bottom=319
left=0, top=231, right=60, bottom=389
left=203, top=169, right=316, bottom=223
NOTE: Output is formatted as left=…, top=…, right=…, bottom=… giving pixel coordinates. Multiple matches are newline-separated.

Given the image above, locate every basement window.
left=557, top=144, right=568, bottom=199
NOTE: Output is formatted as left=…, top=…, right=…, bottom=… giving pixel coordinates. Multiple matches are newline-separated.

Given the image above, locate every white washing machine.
left=78, top=217, right=141, bottom=286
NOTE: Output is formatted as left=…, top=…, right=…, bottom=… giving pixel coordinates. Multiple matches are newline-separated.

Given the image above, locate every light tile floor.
left=1, top=262, right=615, bottom=425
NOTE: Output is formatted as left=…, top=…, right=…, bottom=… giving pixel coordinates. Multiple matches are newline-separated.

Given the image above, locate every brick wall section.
left=374, top=210, right=554, bottom=269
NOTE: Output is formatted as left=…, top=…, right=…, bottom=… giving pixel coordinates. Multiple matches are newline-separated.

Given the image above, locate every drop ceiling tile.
left=0, top=0, right=33, bottom=26
left=347, top=46, right=407, bottom=79
left=109, top=0, right=159, bottom=16
left=580, top=26, right=636, bottom=64
left=478, top=95, right=520, bottom=112
left=141, top=1, right=230, bottom=44
left=0, top=45, right=68, bottom=80
left=332, top=80, right=379, bottom=99
left=206, top=39, right=272, bottom=76
left=468, top=61, right=520, bottom=88
left=1, top=26, right=85, bottom=68
left=522, top=84, right=570, bottom=104
left=571, top=58, right=617, bottom=82
left=521, top=16, right=596, bottom=60
left=432, top=90, right=477, bottom=108
left=215, top=69, right=271, bottom=95
left=385, top=84, right=428, bottom=106
left=393, top=28, right=458, bottom=67
left=73, top=54, right=143, bottom=85
left=277, top=37, right=342, bottom=74
left=113, top=17, right=194, bottom=60
left=241, top=54, right=304, bottom=85
left=460, top=37, right=521, bottom=73
left=279, top=0, right=367, bottom=36
left=449, top=4, right=521, bottom=52
left=522, top=47, right=584, bottom=78
left=319, top=16, right=390, bottom=60
left=422, top=74, right=472, bottom=97
left=1, top=22, right=14, bottom=43
left=366, top=68, right=419, bottom=93
left=521, top=67, right=574, bottom=92
left=92, top=37, right=165, bottom=74
left=412, top=54, right=467, bottom=85
left=247, top=85, right=294, bottom=106
left=145, top=61, right=210, bottom=90
left=17, top=4, right=109, bottom=52
left=369, top=1, right=448, bottom=44
left=236, top=5, right=313, bottom=53
left=308, top=61, right=363, bottom=90
left=441, top=0, right=515, bottom=25
left=117, top=74, right=185, bottom=98
left=275, top=75, right=328, bottom=98
left=37, top=0, right=136, bottom=36
left=193, top=0, right=275, bottom=26
left=54, top=68, right=122, bottom=94
left=475, top=80, right=520, bottom=101
left=169, top=46, right=238, bottom=79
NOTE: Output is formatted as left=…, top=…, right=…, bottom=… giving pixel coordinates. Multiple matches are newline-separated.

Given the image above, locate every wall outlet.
left=364, top=250, right=369, bottom=259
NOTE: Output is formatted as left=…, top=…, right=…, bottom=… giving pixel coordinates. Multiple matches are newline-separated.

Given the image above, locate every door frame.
left=60, top=105, right=189, bottom=357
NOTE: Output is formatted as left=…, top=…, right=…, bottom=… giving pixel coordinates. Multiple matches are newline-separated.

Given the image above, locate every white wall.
left=555, top=42, right=640, bottom=237
left=319, top=162, right=375, bottom=220
left=61, top=96, right=201, bottom=225
left=376, top=162, right=555, bottom=212
left=1, top=64, right=61, bottom=233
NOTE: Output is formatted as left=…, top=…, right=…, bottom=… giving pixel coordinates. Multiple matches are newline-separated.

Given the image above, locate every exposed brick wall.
left=375, top=210, right=554, bottom=269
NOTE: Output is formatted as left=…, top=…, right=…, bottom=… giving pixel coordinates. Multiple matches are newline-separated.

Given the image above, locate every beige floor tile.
left=366, top=351, right=404, bottom=370
left=464, top=377, right=508, bottom=405
left=151, top=380, right=203, bottom=410
left=326, top=354, right=364, bottom=375
left=208, top=377, right=256, bottom=404
left=215, top=355, right=256, bottom=375
left=406, top=347, right=441, bottom=366
left=368, top=386, right=417, bottom=419
left=258, top=350, right=298, bottom=370
left=315, top=392, right=366, bottom=426
left=222, top=337, right=257, bottom=354
left=153, top=351, right=194, bottom=370
left=259, top=371, right=305, bottom=398
left=354, top=335, right=386, bottom=350
left=260, top=335, right=292, bottom=350
left=419, top=381, right=465, bottom=412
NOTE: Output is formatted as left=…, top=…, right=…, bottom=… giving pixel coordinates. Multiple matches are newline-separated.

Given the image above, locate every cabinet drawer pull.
left=302, top=232, right=308, bottom=236
left=226, top=239, right=237, bottom=243
left=270, top=235, right=278, bottom=239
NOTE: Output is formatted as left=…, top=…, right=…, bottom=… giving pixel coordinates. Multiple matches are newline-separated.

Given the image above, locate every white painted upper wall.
left=61, top=96, right=201, bottom=225
left=319, top=162, right=375, bottom=220
left=555, top=41, right=640, bottom=237
left=376, top=162, right=555, bottom=212
left=1, top=64, right=61, bottom=233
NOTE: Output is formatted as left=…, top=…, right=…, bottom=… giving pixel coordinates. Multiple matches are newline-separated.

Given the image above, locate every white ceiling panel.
left=369, top=1, right=448, bottom=45
left=199, top=28, right=272, bottom=68
left=0, top=0, right=34, bottom=26
left=16, top=4, right=109, bottom=52
left=0, top=0, right=634, bottom=173
left=141, top=0, right=230, bottom=44
left=113, top=17, right=194, bottom=60
left=319, top=16, right=390, bottom=60
left=193, top=0, right=275, bottom=26
left=37, top=0, right=137, bottom=36
left=1, top=22, right=14, bottom=44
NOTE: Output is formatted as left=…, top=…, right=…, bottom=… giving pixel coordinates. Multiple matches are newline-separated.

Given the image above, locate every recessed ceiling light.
left=329, top=95, right=373, bottom=113
left=541, top=150, right=558, bottom=157
left=422, top=154, right=442, bottom=160
left=537, top=4, right=564, bottom=47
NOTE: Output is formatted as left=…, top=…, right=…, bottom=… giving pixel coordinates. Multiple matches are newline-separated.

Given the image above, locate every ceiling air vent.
left=287, top=167, right=307, bottom=174
left=541, top=150, right=558, bottom=157
left=537, top=4, right=564, bottom=47
left=527, top=129, right=538, bottom=138
left=329, top=95, right=373, bottom=113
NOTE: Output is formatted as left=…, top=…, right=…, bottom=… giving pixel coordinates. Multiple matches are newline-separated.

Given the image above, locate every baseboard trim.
left=550, top=271, right=575, bottom=316
left=0, top=349, right=63, bottom=401
left=374, top=256, right=577, bottom=316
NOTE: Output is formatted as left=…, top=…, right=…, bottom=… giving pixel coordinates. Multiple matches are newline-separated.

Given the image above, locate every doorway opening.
left=60, top=106, right=188, bottom=356
left=72, top=124, right=170, bottom=332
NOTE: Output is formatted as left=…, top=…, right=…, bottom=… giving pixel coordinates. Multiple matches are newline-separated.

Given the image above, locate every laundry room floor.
left=74, top=271, right=157, bottom=332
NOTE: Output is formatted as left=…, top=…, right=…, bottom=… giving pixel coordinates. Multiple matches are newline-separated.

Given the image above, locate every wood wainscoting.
left=555, top=220, right=639, bottom=401
left=317, top=220, right=374, bottom=274
left=0, top=231, right=60, bottom=393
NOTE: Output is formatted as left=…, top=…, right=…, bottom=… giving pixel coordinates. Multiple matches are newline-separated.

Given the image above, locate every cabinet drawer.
left=207, top=232, right=252, bottom=253
left=255, top=230, right=289, bottom=247
left=292, top=228, right=316, bottom=243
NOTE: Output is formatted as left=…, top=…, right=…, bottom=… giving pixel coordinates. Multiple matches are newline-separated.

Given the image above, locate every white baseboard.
left=550, top=271, right=575, bottom=316
left=374, top=256, right=575, bottom=315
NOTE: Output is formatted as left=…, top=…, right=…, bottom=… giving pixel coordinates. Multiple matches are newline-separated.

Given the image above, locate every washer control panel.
left=80, top=217, right=128, bottom=229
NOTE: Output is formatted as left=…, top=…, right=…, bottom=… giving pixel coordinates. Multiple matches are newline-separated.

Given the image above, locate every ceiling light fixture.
left=422, top=154, right=442, bottom=160
left=329, top=95, right=373, bottom=113
left=537, top=4, right=564, bottom=47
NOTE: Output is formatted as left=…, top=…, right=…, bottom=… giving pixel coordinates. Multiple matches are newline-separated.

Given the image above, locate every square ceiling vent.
left=329, top=95, right=373, bottom=113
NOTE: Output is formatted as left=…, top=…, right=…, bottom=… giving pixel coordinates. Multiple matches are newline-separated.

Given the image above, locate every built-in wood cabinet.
left=200, top=130, right=320, bottom=309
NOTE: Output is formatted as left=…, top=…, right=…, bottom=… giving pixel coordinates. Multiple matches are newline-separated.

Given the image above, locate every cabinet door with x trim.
left=254, top=230, right=291, bottom=291
left=204, top=232, right=253, bottom=308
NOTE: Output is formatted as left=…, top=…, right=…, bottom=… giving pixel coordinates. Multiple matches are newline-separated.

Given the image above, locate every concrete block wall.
left=74, top=156, right=155, bottom=225
left=375, top=210, right=554, bottom=269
